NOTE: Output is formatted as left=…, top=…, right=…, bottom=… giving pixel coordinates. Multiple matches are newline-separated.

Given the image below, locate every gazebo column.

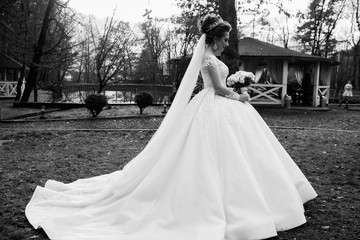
left=4, top=67, right=9, bottom=95
left=281, top=60, right=288, bottom=107
left=325, top=63, right=331, bottom=104
left=312, top=61, right=320, bottom=107
left=4, top=67, right=7, bottom=81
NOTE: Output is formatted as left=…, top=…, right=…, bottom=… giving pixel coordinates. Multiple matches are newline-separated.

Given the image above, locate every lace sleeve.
left=201, top=55, right=242, bottom=101
left=201, top=55, right=217, bottom=72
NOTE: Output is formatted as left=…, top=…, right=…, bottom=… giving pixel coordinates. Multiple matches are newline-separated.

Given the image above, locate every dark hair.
left=198, top=14, right=232, bottom=45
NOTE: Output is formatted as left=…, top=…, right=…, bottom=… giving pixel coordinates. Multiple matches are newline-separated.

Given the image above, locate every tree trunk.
left=15, top=0, right=28, bottom=101
left=353, top=43, right=360, bottom=90
left=20, top=0, right=56, bottom=102
left=98, top=83, right=104, bottom=94
left=218, top=0, right=239, bottom=75
left=33, top=83, right=38, bottom=102
left=15, top=79, right=22, bottom=101
left=218, top=0, right=238, bottom=52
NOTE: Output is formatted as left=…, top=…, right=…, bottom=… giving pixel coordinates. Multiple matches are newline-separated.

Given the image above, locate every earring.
left=213, top=43, right=217, bottom=50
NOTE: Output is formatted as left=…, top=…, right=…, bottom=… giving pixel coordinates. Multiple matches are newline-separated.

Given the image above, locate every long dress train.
left=26, top=54, right=317, bottom=240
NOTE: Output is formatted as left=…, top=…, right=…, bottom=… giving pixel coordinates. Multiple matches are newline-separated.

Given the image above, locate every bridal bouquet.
left=227, top=70, right=255, bottom=94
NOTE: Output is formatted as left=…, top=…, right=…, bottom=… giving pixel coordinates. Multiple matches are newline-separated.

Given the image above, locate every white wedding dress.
left=26, top=53, right=317, bottom=240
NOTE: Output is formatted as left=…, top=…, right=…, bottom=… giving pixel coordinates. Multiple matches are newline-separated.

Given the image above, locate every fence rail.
left=62, top=83, right=173, bottom=104
left=248, top=84, right=283, bottom=105
left=0, top=81, right=17, bottom=97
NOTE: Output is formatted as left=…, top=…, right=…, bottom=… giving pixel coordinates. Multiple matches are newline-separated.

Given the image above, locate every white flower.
left=226, top=70, right=255, bottom=87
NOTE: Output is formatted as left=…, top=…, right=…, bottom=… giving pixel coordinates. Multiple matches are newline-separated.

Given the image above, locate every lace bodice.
left=201, top=55, right=229, bottom=89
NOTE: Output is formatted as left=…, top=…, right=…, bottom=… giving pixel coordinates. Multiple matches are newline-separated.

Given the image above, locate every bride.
left=26, top=14, right=317, bottom=240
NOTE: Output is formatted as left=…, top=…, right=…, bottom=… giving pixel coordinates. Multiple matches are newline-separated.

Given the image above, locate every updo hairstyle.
left=198, top=14, right=232, bottom=45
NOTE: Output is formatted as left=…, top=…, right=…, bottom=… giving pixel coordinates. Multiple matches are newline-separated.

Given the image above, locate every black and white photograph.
left=0, top=0, right=359, bottom=239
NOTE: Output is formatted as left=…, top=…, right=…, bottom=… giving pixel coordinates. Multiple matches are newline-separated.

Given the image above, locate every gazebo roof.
left=0, top=52, right=23, bottom=69
left=238, top=37, right=337, bottom=64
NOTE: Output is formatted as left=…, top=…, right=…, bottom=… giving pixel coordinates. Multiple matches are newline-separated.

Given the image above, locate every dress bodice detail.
left=201, top=55, right=229, bottom=89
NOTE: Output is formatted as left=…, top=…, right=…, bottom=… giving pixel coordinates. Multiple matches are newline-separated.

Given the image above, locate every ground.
left=0, top=102, right=359, bottom=240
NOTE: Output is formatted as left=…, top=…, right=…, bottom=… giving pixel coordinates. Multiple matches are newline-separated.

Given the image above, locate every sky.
left=68, top=0, right=182, bottom=22
left=68, top=0, right=309, bottom=23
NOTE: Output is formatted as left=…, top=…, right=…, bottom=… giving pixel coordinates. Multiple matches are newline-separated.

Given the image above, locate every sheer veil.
left=119, top=34, right=206, bottom=171
left=153, top=34, right=206, bottom=133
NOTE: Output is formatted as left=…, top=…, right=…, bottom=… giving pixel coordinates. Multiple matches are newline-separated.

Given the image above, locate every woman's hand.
left=239, top=93, right=251, bottom=102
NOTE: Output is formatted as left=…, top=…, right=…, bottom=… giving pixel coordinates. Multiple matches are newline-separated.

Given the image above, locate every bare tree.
left=17, top=0, right=77, bottom=102
left=1, top=0, right=34, bottom=101
left=168, top=0, right=218, bottom=86
left=295, top=0, right=347, bottom=57
left=175, top=0, right=218, bottom=56
left=87, top=14, right=138, bottom=93
left=73, top=23, right=96, bottom=84
left=20, top=0, right=57, bottom=102
left=237, top=0, right=271, bottom=39
left=269, top=1, right=294, bottom=48
left=172, top=16, right=199, bottom=58
left=136, top=17, right=169, bottom=85
left=349, top=0, right=360, bottom=89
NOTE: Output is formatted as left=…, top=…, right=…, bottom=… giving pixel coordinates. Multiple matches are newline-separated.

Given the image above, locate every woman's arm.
left=204, top=56, right=249, bottom=102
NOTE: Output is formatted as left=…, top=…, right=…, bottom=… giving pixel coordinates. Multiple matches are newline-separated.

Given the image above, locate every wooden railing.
left=318, top=86, right=330, bottom=104
left=248, top=84, right=283, bottom=105
left=63, top=83, right=173, bottom=104
left=0, top=81, right=17, bottom=97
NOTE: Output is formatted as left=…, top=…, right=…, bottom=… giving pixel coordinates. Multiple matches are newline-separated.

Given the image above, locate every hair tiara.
left=206, top=17, right=224, bottom=33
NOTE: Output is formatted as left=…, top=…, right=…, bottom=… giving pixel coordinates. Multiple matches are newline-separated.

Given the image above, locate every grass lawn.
left=0, top=106, right=359, bottom=240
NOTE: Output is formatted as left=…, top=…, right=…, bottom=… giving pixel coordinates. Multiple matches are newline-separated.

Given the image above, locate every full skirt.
left=26, top=88, right=317, bottom=240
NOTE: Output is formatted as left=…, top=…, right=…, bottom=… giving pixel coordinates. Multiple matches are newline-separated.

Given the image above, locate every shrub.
left=84, top=94, right=108, bottom=117
left=135, top=92, right=153, bottom=114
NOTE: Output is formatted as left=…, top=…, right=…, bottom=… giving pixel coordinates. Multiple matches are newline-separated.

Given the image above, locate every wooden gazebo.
left=0, top=52, right=23, bottom=98
left=238, top=38, right=338, bottom=107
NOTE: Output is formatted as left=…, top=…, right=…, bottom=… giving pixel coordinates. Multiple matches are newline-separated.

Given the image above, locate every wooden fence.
left=62, top=83, right=173, bottom=104
left=0, top=81, right=17, bottom=97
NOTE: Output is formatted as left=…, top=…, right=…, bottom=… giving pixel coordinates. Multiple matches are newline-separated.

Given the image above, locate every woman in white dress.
left=339, top=81, right=353, bottom=108
left=26, top=14, right=317, bottom=240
